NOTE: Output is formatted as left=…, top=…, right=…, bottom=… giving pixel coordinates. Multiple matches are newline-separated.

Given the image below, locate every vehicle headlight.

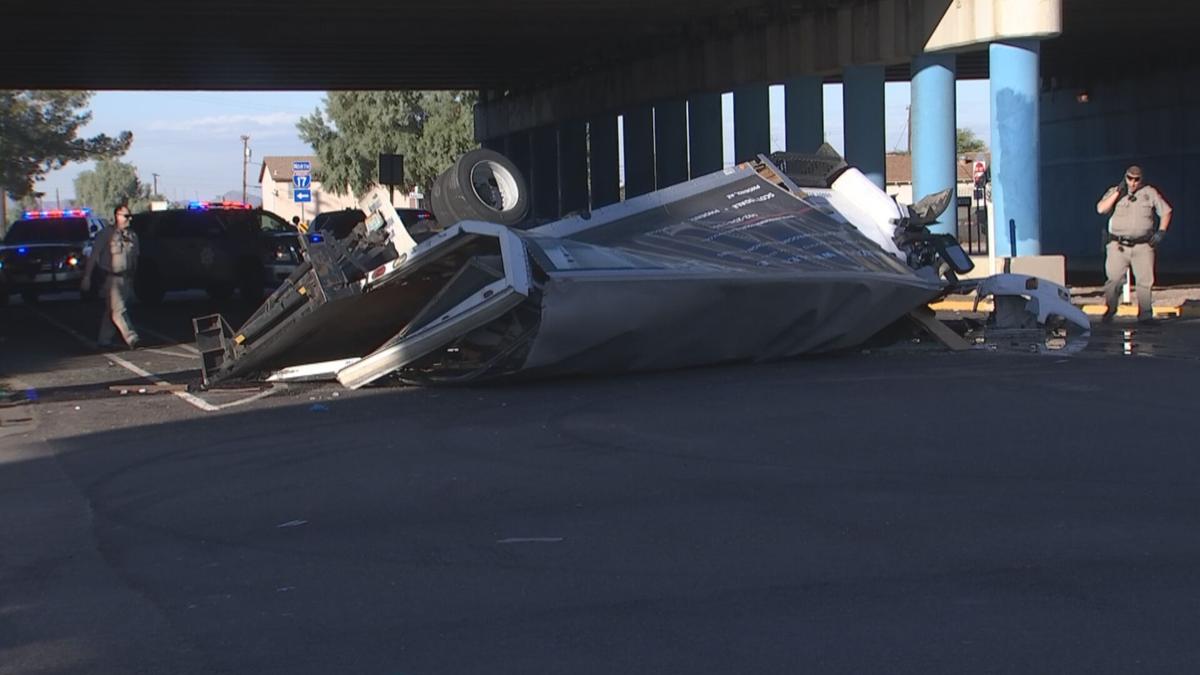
left=273, top=245, right=299, bottom=263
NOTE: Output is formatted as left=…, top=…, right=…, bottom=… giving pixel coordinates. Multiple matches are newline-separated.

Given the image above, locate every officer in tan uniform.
left=1095, top=165, right=1172, bottom=324
left=82, top=205, right=141, bottom=349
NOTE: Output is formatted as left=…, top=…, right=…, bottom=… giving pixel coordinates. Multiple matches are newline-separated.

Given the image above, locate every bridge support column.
left=688, top=93, right=723, bottom=177
left=531, top=125, right=559, bottom=220
left=654, top=100, right=689, bottom=188
left=912, top=53, right=957, bottom=235
left=733, top=84, right=770, bottom=162
left=843, top=65, right=886, bottom=188
left=481, top=137, right=504, bottom=154
left=623, top=105, right=655, bottom=198
left=785, top=75, right=824, bottom=153
left=589, top=114, right=620, bottom=208
left=990, top=40, right=1042, bottom=256
left=506, top=131, right=532, bottom=200
left=559, top=120, right=588, bottom=215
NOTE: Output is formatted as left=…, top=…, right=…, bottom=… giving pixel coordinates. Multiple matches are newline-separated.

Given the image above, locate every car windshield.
left=313, top=210, right=366, bottom=238
left=4, top=218, right=91, bottom=244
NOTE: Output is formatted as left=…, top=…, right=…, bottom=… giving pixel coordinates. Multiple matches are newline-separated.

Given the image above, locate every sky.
left=33, top=81, right=991, bottom=205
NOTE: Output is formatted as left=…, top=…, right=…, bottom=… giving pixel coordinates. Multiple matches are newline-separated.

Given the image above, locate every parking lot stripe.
left=141, top=327, right=201, bottom=355
left=30, top=309, right=219, bottom=412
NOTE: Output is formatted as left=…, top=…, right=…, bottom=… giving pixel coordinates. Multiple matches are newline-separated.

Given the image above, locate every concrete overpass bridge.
left=3, top=0, right=1196, bottom=273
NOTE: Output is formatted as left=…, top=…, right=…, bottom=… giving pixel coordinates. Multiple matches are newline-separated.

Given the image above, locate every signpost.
left=970, top=158, right=995, bottom=274
left=379, top=153, right=404, bottom=204
left=292, top=160, right=313, bottom=221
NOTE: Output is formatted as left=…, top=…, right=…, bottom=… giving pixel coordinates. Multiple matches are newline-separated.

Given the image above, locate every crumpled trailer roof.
left=193, top=152, right=1074, bottom=389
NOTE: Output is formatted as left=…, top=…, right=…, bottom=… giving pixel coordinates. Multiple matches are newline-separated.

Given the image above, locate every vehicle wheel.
left=430, top=149, right=529, bottom=227
left=20, top=290, right=38, bottom=305
left=236, top=260, right=265, bottom=304
left=134, top=265, right=165, bottom=305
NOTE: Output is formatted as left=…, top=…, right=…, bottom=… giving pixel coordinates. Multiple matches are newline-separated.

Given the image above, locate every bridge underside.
left=0, top=1, right=1191, bottom=93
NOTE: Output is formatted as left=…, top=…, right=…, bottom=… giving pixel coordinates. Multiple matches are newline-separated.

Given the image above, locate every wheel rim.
left=469, top=160, right=520, bottom=213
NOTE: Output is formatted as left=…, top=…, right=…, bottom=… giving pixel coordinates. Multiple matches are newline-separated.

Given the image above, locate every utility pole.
left=152, top=173, right=160, bottom=197
left=240, top=135, right=251, bottom=204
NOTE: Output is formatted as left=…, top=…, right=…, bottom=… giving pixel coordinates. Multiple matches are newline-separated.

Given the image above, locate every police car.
left=130, top=201, right=302, bottom=304
left=0, top=208, right=106, bottom=305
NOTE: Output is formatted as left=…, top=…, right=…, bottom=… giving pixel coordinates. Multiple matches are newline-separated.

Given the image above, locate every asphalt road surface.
left=3, top=292, right=1200, bottom=674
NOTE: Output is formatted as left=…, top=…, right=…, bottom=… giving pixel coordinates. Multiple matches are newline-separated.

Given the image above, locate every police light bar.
left=188, top=200, right=253, bottom=211
left=21, top=208, right=91, bottom=219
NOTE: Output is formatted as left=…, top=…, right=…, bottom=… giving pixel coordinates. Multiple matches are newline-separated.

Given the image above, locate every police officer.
left=1095, top=165, right=1172, bottom=324
left=82, top=204, right=141, bottom=349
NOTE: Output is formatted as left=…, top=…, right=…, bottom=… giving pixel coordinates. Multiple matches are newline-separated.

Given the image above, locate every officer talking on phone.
left=1094, top=165, right=1172, bottom=325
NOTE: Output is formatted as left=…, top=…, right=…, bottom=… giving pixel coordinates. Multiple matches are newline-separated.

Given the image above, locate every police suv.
left=0, top=208, right=106, bottom=305
left=129, top=201, right=302, bottom=304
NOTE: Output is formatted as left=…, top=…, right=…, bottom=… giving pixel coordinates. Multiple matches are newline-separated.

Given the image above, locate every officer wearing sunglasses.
left=1095, top=165, right=1173, bottom=325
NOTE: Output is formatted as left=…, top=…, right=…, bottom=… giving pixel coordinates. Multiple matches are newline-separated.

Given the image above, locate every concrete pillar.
left=733, top=84, right=770, bottom=162
left=843, top=65, right=886, bottom=188
left=559, top=120, right=588, bottom=215
left=785, top=76, right=824, bottom=153
left=990, top=40, right=1042, bottom=256
left=688, top=93, right=723, bottom=177
left=589, top=115, right=620, bottom=208
left=654, top=100, right=689, bottom=189
left=623, top=105, right=655, bottom=198
left=531, top=125, right=559, bottom=220
left=911, top=53, right=958, bottom=235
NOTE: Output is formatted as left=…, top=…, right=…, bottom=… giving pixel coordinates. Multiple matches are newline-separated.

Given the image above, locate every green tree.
left=957, top=128, right=987, bottom=155
left=73, top=159, right=154, bottom=216
left=297, top=91, right=477, bottom=197
left=0, top=91, right=132, bottom=200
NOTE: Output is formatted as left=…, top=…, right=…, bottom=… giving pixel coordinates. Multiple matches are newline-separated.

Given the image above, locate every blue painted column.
left=785, top=76, right=824, bottom=153
left=623, top=105, right=655, bottom=198
left=911, top=53, right=958, bottom=235
left=990, top=40, right=1042, bottom=256
left=589, top=115, right=620, bottom=208
left=843, top=65, right=886, bottom=188
left=688, top=93, right=723, bottom=177
left=733, top=84, right=771, bottom=162
left=654, top=100, right=689, bottom=188
left=559, top=120, right=589, bottom=216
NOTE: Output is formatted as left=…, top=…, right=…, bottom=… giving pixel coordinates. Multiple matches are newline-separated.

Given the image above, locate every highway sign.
left=292, top=160, right=311, bottom=173
left=292, top=174, right=311, bottom=189
left=293, top=188, right=312, bottom=203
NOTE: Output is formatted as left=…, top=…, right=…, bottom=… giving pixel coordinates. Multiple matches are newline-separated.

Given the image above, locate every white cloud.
left=147, top=112, right=301, bottom=134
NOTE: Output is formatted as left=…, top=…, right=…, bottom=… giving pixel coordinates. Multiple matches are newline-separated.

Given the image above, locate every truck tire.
left=430, top=149, right=528, bottom=227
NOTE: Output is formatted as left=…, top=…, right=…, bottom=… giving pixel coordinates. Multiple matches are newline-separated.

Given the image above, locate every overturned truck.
left=194, top=148, right=1088, bottom=389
